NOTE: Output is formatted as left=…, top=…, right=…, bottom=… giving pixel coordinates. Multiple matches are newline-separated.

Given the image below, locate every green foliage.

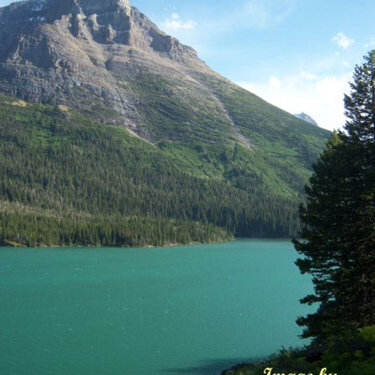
left=294, top=51, right=375, bottom=341
left=361, top=326, right=375, bottom=342
left=0, top=211, right=229, bottom=248
left=0, top=89, right=320, bottom=246
left=222, top=327, right=375, bottom=375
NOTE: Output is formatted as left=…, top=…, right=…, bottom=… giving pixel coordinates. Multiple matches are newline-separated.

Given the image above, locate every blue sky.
left=1, top=0, right=375, bottom=130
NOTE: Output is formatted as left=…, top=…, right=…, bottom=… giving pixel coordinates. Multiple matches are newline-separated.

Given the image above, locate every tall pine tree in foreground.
left=294, top=51, right=375, bottom=342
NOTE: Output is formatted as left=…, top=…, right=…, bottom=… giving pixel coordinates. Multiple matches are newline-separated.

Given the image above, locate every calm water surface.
left=0, top=240, right=313, bottom=375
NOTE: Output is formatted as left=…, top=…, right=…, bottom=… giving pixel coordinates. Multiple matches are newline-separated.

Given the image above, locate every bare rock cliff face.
left=0, top=0, right=211, bottom=133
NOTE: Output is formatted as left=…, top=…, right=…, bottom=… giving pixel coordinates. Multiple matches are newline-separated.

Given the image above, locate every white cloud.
left=268, top=76, right=281, bottom=88
left=331, top=32, right=354, bottom=50
left=365, top=38, right=375, bottom=49
left=237, top=72, right=351, bottom=131
left=161, top=13, right=197, bottom=32
left=299, top=71, right=317, bottom=80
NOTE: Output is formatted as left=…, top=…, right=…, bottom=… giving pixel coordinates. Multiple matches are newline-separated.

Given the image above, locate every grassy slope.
left=127, top=70, right=330, bottom=199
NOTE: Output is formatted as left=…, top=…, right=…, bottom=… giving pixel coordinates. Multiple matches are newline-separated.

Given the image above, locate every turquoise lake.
left=0, top=240, right=314, bottom=375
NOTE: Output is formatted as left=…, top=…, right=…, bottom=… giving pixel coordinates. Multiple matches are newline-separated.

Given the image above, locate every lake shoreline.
left=0, top=236, right=294, bottom=249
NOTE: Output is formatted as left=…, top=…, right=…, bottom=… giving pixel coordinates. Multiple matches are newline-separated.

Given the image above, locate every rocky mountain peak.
left=25, top=0, right=131, bottom=15
left=0, top=0, right=208, bottom=132
left=294, top=112, right=318, bottom=127
left=0, top=0, right=197, bottom=53
left=2, top=0, right=133, bottom=44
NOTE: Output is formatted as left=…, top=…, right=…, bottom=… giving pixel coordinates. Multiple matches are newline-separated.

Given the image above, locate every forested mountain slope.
left=0, top=0, right=330, bottom=246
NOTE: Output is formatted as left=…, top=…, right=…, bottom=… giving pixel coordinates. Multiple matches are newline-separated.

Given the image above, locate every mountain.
left=0, top=0, right=209, bottom=133
left=0, top=0, right=330, bottom=247
left=294, top=112, right=319, bottom=126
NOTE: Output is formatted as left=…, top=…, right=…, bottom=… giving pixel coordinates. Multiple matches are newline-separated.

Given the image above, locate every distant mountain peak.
left=295, top=112, right=318, bottom=126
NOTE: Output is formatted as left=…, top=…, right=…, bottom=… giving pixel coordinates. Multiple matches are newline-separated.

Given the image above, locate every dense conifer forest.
left=0, top=94, right=309, bottom=247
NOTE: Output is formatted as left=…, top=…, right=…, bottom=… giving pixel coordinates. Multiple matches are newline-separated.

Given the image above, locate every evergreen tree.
left=294, top=51, right=375, bottom=342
